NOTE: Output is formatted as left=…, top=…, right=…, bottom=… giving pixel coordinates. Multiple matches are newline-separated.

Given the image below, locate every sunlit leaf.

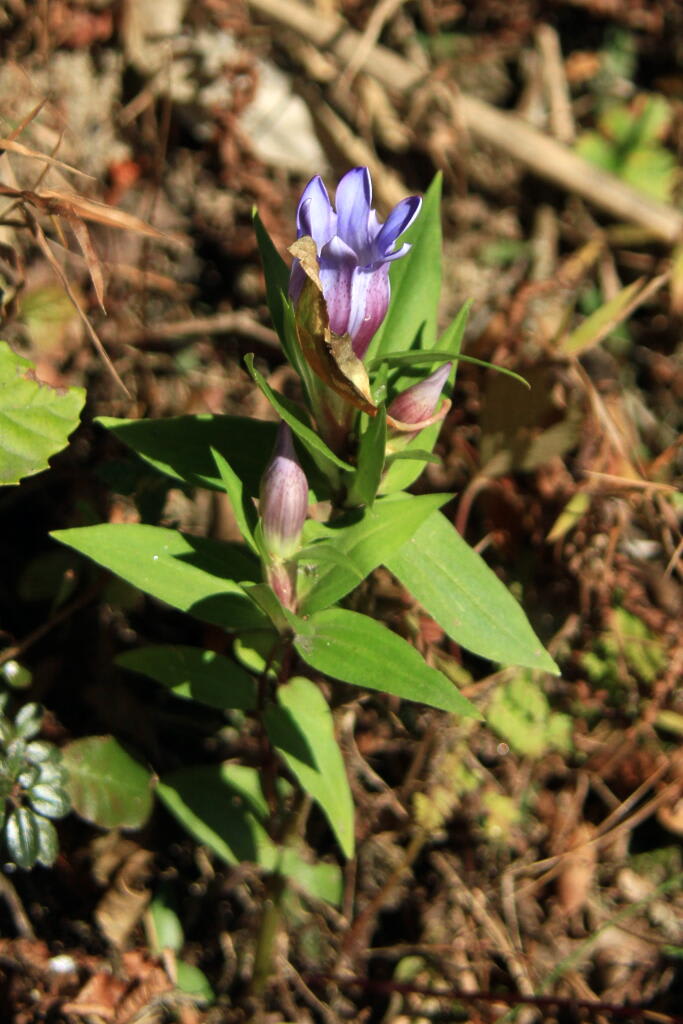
left=265, top=677, right=354, bottom=857
left=52, top=524, right=265, bottom=632
left=0, top=341, right=85, bottom=485
left=292, top=607, right=479, bottom=716
left=386, top=511, right=558, bottom=673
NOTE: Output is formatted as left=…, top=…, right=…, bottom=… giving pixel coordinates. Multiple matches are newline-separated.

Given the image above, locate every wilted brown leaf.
left=95, top=848, right=154, bottom=949
left=289, top=236, right=377, bottom=415
left=0, top=137, right=94, bottom=179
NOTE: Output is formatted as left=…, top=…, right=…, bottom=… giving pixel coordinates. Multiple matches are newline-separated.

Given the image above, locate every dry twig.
left=250, top=0, right=683, bottom=244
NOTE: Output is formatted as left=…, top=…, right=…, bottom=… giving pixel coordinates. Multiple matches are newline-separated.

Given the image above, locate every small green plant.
left=487, top=673, right=572, bottom=758
left=582, top=606, right=666, bottom=705
left=49, top=169, right=558, bottom=988
left=0, top=325, right=83, bottom=871
left=576, top=93, right=678, bottom=202
left=0, top=698, right=70, bottom=868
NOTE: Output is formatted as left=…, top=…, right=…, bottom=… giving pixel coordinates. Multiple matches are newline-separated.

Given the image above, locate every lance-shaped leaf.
left=51, top=523, right=266, bottom=631
left=385, top=510, right=559, bottom=673
left=116, top=645, right=257, bottom=711
left=158, top=764, right=276, bottom=867
left=298, top=492, right=451, bottom=613
left=265, top=677, right=354, bottom=857
left=345, top=405, right=387, bottom=508
left=366, top=173, right=442, bottom=361
left=378, top=302, right=470, bottom=493
left=157, top=763, right=342, bottom=904
left=292, top=608, right=479, bottom=716
left=98, top=414, right=277, bottom=495
left=244, top=355, right=352, bottom=481
left=211, top=447, right=258, bottom=554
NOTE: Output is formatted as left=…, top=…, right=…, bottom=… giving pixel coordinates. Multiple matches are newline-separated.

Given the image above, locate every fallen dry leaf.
left=95, top=848, right=154, bottom=949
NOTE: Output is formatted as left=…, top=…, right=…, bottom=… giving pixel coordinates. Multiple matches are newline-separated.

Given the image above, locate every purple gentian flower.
left=290, top=167, right=421, bottom=359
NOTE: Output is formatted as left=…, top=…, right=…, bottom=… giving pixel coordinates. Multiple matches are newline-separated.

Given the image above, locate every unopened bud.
left=387, top=362, right=452, bottom=432
left=259, top=423, right=308, bottom=560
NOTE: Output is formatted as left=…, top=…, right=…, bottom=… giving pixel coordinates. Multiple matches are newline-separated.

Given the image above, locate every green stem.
left=249, top=870, right=286, bottom=998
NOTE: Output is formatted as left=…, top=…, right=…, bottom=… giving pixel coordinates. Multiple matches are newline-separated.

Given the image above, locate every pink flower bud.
left=387, top=362, right=452, bottom=430
left=259, top=423, right=308, bottom=561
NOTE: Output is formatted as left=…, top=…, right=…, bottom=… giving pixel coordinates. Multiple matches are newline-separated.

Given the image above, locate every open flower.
left=290, top=167, right=421, bottom=359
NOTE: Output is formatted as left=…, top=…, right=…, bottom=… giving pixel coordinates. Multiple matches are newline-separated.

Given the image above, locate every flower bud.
left=387, top=362, right=452, bottom=430
left=259, top=422, right=308, bottom=561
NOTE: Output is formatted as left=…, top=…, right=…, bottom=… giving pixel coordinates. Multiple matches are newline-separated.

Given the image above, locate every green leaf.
left=62, top=735, right=154, bottom=829
left=175, top=961, right=215, bottom=1004
left=116, top=645, right=257, bottom=710
left=13, top=702, right=43, bottom=740
left=372, top=350, right=528, bottom=389
left=299, top=493, right=451, bottom=614
left=5, top=807, right=40, bottom=868
left=244, top=354, right=352, bottom=476
left=148, top=890, right=184, bottom=954
left=51, top=524, right=266, bottom=632
left=157, top=764, right=277, bottom=867
left=34, top=815, right=59, bottom=867
left=2, top=659, right=32, bottom=690
left=251, top=211, right=313, bottom=387
left=293, top=607, right=479, bottom=716
left=276, top=849, right=343, bottom=906
left=379, top=422, right=441, bottom=494
left=345, top=406, right=387, bottom=507
left=385, top=511, right=558, bottom=674
left=385, top=449, right=441, bottom=466
left=252, top=210, right=290, bottom=340
left=367, top=174, right=443, bottom=360
left=487, top=674, right=572, bottom=757
left=439, top=299, right=470, bottom=372
left=631, top=94, right=671, bottom=145
left=376, top=303, right=472, bottom=494
left=28, top=784, right=70, bottom=819
left=221, top=763, right=271, bottom=819
left=210, top=447, right=259, bottom=553
left=265, top=677, right=354, bottom=857
left=575, top=131, right=619, bottom=173
left=97, top=414, right=277, bottom=496
left=0, top=340, right=85, bottom=485
left=622, top=146, right=676, bottom=202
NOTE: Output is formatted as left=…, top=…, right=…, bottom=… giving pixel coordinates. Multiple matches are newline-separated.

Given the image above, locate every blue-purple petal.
left=371, top=242, right=412, bottom=268
left=297, top=176, right=336, bottom=248
left=335, top=167, right=373, bottom=258
left=347, top=264, right=391, bottom=359
left=319, top=235, right=357, bottom=336
left=375, top=195, right=422, bottom=257
left=290, top=168, right=421, bottom=360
